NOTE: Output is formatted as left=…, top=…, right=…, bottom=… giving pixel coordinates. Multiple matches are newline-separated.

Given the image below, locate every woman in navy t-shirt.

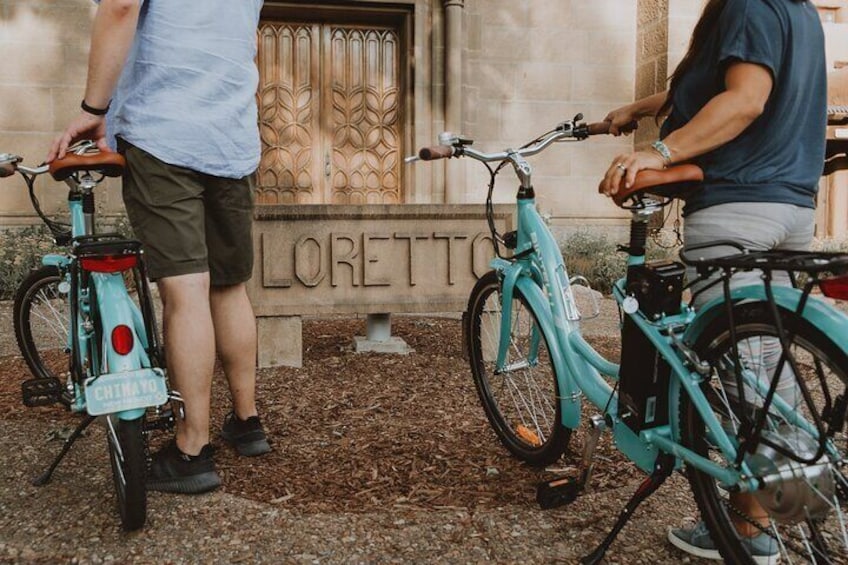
left=599, top=0, right=827, bottom=562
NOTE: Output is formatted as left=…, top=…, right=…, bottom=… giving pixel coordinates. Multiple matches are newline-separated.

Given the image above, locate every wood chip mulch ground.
left=0, top=316, right=642, bottom=516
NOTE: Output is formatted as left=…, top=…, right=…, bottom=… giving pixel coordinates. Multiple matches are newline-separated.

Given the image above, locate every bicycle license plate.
left=84, top=368, right=168, bottom=416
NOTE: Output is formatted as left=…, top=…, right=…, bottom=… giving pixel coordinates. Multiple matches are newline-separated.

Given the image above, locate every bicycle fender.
left=116, top=408, right=146, bottom=421
left=90, top=274, right=150, bottom=373
left=683, top=285, right=848, bottom=346
left=513, top=276, right=581, bottom=429
left=42, top=254, right=70, bottom=268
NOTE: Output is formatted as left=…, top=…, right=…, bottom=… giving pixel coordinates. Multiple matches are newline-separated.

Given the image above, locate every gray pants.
left=684, top=202, right=815, bottom=410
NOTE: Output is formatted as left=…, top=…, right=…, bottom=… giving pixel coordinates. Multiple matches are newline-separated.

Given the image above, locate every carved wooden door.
left=256, top=21, right=402, bottom=205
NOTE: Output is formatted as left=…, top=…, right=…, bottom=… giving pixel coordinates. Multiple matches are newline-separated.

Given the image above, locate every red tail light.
left=80, top=255, right=138, bottom=273
left=820, top=275, right=848, bottom=300
left=111, top=325, right=134, bottom=355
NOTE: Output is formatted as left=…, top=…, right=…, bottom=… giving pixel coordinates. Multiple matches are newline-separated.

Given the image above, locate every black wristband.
left=81, top=99, right=110, bottom=116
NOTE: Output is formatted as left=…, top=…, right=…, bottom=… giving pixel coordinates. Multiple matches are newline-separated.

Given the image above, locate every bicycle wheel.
left=681, top=301, right=848, bottom=564
left=106, top=415, right=147, bottom=531
left=466, top=271, right=570, bottom=466
left=13, top=266, right=70, bottom=382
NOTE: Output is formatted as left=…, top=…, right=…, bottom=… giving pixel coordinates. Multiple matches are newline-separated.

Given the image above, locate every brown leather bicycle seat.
left=606, top=164, right=704, bottom=207
left=49, top=150, right=126, bottom=181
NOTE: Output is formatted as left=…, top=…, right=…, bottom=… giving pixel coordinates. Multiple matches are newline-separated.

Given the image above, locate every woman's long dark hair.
left=658, top=0, right=727, bottom=118
left=658, top=0, right=807, bottom=118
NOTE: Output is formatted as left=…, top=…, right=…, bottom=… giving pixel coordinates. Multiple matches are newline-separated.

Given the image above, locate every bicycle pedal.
left=21, top=378, right=63, bottom=407
left=536, top=476, right=582, bottom=510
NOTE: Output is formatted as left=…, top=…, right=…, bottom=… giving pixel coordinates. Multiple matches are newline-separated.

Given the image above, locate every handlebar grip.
left=586, top=120, right=639, bottom=136
left=418, top=145, right=456, bottom=161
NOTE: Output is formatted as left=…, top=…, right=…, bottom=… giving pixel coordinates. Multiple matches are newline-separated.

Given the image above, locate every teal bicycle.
left=416, top=116, right=848, bottom=563
left=1, top=142, right=172, bottom=531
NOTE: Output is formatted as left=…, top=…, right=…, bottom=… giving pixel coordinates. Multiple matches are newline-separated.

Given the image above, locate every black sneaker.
left=220, top=411, right=271, bottom=456
left=147, top=440, right=222, bottom=494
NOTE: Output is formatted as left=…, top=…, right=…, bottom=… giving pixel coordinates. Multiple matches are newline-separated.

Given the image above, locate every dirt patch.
left=212, top=318, right=640, bottom=514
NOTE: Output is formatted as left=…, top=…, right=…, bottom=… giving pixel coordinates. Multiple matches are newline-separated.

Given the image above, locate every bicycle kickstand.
left=32, top=415, right=96, bottom=486
left=580, top=454, right=675, bottom=565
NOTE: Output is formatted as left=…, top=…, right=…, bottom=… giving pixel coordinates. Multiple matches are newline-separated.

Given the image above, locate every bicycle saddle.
left=49, top=150, right=126, bottom=181
left=606, top=164, right=704, bottom=207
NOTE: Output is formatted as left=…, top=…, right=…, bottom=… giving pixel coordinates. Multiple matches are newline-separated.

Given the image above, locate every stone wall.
left=0, top=0, right=124, bottom=225
left=461, top=0, right=636, bottom=230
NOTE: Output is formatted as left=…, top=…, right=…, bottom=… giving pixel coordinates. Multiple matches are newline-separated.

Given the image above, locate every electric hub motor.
left=746, top=426, right=835, bottom=524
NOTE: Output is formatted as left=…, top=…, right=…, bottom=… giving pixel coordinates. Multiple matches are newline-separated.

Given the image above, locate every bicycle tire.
left=466, top=271, right=570, bottom=466
left=681, top=301, right=848, bottom=564
left=107, top=415, right=147, bottom=531
left=13, top=266, right=70, bottom=382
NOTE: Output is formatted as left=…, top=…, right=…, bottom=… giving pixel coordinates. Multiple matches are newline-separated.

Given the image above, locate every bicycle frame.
left=489, top=183, right=848, bottom=494
left=40, top=174, right=166, bottom=421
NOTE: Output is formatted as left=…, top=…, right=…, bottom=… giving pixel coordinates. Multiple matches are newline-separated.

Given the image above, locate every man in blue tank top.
left=48, top=0, right=271, bottom=494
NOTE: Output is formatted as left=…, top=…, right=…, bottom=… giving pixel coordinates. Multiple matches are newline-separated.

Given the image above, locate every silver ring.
left=616, top=163, right=627, bottom=172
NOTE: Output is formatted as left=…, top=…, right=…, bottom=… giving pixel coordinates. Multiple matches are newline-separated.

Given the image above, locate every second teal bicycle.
left=415, top=116, right=848, bottom=564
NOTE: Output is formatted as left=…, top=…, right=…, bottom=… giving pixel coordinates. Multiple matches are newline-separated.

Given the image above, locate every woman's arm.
left=604, top=90, right=668, bottom=135
left=660, top=62, right=773, bottom=164
left=600, top=61, right=773, bottom=196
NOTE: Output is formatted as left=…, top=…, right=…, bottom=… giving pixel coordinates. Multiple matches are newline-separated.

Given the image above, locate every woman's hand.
left=603, top=105, right=640, bottom=136
left=599, top=150, right=666, bottom=198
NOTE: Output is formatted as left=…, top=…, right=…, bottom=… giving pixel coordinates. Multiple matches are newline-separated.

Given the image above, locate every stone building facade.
left=0, top=0, right=846, bottom=234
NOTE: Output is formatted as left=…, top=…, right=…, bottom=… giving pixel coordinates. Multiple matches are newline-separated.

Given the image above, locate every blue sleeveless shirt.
left=660, top=0, right=827, bottom=215
left=105, top=0, right=263, bottom=178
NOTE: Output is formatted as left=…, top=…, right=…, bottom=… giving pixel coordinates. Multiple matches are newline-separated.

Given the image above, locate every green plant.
left=559, top=229, right=679, bottom=295
left=0, top=225, right=60, bottom=300
left=0, top=214, right=135, bottom=300
left=811, top=237, right=848, bottom=253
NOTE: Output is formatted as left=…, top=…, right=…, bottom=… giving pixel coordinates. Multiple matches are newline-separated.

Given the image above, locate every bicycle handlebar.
left=416, top=119, right=637, bottom=163
left=0, top=161, right=16, bottom=178
left=0, top=154, right=20, bottom=178
left=0, top=153, right=52, bottom=178
left=418, top=145, right=456, bottom=161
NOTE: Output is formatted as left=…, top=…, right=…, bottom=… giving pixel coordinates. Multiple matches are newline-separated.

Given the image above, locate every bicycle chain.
left=722, top=500, right=835, bottom=563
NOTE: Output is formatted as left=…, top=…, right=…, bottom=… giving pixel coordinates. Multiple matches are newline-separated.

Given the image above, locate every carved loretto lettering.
left=362, top=233, right=391, bottom=287
left=433, top=233, right=468, bottom=285
left=294, top=235, right=325, bottom=287
left=260, top=229, right=498, bottom=291
left=331, top=233, right=361, bottom=287
left=393, top=233, right=429, bottom=286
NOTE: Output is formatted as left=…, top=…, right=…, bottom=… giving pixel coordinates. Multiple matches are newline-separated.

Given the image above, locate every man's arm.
left=47, top=0, right=141, bottom=161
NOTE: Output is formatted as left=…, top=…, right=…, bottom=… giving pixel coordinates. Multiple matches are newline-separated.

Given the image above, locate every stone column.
left=444, top=0, right=464, bottom=203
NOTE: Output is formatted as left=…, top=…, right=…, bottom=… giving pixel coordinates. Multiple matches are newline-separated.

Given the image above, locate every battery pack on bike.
left=618, top=260, right=685, bottom=432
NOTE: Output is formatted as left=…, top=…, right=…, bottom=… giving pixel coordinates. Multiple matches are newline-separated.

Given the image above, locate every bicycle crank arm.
left=536, top=415, right=606, bottom=509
